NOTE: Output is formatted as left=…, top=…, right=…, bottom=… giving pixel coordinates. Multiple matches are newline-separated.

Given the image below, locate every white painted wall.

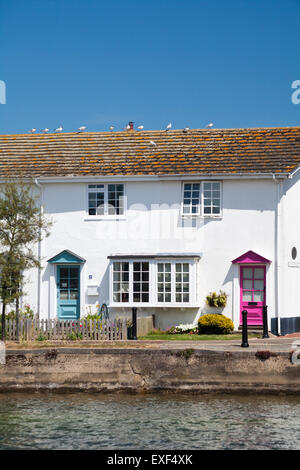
left=22, top=178, right=281, bottom=330
left=280, top=170, right=300, bottom=320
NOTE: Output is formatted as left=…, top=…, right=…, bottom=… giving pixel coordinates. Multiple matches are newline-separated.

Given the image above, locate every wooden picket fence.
left=3, top=318, right=128, bottom=341
left=137, top=316, right=154, bottom=336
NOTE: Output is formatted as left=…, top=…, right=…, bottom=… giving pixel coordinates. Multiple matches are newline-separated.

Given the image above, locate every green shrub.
left=66, top=331, right=83, bottom=341
left=36, top=334, right=47, bottom=342
left=198, top=314, right=234, bottom=335
left=83, top=314, right=101, bottom=321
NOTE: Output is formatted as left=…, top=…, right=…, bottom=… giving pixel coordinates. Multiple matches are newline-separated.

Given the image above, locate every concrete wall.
left=1, top=348, right=300, bottom=393
left=22, top=178, right=283, bottom=330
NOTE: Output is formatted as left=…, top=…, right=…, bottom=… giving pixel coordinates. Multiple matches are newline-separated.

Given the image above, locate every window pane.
left=157, top=263, right=173, bottom=302
left=182, top=183, right=200, bottom=215
left=254, top=268, right=264, bottom=279
left=242, top=291, right=252, bottom=301
left=113, top=262, right=129, bottom=303
left=243, top=268, right=252, bottom=279
left=70, top=279, right=78, bottom=289
left=203, top=182, right=221, bottom=216
left=253, top=291, right=264, bottom=302
left=60, top=268, right=68, bottom=278
left=254, top=280, right=264, bottom=290
left=60, top=290, right=68, bottom=300
left=107, top=184, right=124, bottom=215
left=175, top=263, right=189, bottom=303
left=243, top=279, right=252, bottom=289
left=133, top=262, right=149, bottom=303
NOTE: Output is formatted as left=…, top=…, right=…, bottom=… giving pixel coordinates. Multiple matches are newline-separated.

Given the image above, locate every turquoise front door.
left=57, top=265, right=80, bottom=319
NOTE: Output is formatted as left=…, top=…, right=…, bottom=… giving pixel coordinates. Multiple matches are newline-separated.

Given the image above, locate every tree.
left=0, top=179, right=52, bottom=341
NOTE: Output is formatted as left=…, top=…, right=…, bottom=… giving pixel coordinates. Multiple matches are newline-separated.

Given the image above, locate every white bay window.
left=109, top=256, right=200, bottom=307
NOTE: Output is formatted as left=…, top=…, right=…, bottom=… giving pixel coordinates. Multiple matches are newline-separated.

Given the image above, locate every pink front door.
left=240, top=266, right=266, bottom=325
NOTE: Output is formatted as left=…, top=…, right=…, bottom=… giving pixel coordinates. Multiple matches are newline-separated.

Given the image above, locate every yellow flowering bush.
left=198, top=314, right=234, bottom=335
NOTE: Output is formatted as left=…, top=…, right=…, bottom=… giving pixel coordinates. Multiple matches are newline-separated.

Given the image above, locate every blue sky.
left=0, top=0, right=300, bottom=134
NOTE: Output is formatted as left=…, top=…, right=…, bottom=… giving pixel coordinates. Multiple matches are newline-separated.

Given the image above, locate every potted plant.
left=205, top=290, right=228, bottom=310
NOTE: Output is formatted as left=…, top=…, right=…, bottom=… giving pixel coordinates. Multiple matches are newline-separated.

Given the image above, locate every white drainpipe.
left=34, top=178, right=44, bottom=319
left=273, top=174, right=283, bottom=335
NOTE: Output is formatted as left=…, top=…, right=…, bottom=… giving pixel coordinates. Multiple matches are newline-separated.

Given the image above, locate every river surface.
left=0, top=392, right=299, bottom=449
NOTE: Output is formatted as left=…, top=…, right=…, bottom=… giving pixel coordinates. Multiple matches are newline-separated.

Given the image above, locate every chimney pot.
left=128, top=121, right=134, bottom=130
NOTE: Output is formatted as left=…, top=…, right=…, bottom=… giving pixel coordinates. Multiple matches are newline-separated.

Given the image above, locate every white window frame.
left=181, top=182, right=201, bottom=216
left=109, top=259, right=198, bottom=307
left=201, top=181, right=222, bottom=217
left=86, top=183, right=126, bottom=219
left=181, top=181, right=222, bottom=218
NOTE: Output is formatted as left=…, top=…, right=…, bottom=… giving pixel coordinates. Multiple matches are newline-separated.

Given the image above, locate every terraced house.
left=1, top=125, right=300, bottom=334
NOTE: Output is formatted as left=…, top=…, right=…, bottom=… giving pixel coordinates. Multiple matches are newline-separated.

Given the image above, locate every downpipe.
left=34, top=178, right=44, bottom=319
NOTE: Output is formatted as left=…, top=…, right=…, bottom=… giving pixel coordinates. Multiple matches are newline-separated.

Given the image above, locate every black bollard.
left=241, top=310, right=249, bottom=348
left=262, top=305, right=269, bottom=339
left=131, top=307, right=137, bottom=340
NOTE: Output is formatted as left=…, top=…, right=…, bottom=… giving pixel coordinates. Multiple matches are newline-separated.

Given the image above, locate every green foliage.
left=0, top=180, right=51, bottom=298
left=198, top=314, right=234, bottom=335
left=6, top=304, right=34, bottom=320
left=66, top=331, right=83, bottom=341
left=84, top=314, right=102, bottom=321
left=36, top=334, right=47, bottom=342
left=0, top=179, right=52, bottom=339
left=206, top=290, right=228, bottom=308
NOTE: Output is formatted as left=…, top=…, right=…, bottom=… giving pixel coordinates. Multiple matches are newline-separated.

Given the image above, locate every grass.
left=138, top=332, right=260, bottom=341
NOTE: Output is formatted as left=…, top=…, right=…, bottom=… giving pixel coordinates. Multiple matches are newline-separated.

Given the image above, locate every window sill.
left=109, top=303, right=200, bottom=308
left=84, top=215, right=127, bottom=221
left=181, top=214, right=223, bottom=219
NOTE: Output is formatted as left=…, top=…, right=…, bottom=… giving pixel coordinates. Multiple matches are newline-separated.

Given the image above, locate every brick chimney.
left=128, top=121, right=134, bottom=130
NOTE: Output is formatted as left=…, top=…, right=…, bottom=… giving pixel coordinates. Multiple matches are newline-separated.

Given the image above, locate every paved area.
left=5, top=336, right=300, bottom=354
left=153, top=337, right=299, bottom=352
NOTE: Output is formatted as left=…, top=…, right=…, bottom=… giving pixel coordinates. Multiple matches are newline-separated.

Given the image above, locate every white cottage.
left=1, top=125, right=300, bottom=334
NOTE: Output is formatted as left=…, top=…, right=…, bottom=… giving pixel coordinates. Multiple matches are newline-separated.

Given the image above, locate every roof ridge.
left=1, top=125, right=300, bottom=137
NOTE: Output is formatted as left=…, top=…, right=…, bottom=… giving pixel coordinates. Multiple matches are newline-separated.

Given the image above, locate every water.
left=0, top=392, right=299, bottom=449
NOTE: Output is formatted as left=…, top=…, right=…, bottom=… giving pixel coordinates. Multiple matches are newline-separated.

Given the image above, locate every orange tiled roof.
left=0, top=127, right=300, bottom=178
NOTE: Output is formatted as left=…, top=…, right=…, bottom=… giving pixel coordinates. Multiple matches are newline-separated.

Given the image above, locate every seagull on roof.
left=137, top=125, right=144, bottom=130
left=206, top=123, right=214, bottom=129
left=166, top=122, right=172, bottom=131
left=183, top=127, right=190, bottom=133
left=78, top=126, right=87, bottom=132
left=30, top=128, right=37, bottom=133
left=125, top=124, right=131, bottom=130
left=41, top=128, right=49, bottom=133
left=150, top=140, right=156, bottom=146
left=109, top=126, right=115, bottom=131
left=54, top=126, right=63, bottom=132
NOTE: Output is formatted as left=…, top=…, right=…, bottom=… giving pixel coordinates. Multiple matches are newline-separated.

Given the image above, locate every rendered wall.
left=22, top=179, right=278, bottom=330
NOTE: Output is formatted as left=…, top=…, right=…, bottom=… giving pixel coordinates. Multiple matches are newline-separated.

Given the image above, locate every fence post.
left=262, top=305, right=269, bottom=339
left=241, top=310, right=249, bottom=348
left=131, top=307, right=137, bottom=340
